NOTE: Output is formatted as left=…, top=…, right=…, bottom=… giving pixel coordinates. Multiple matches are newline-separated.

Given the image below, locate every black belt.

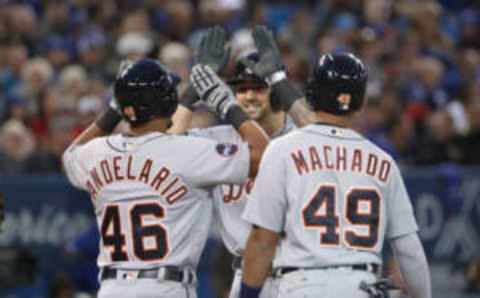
left=101, top=267, right=196, bottom=284
left=274, top=263, right=380, bottom=277
left=232, top=256, right=243, bottom=270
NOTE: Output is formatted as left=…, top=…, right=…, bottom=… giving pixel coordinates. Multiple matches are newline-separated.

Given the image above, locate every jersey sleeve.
left=187, top=125, right=239, bottom=143
left=242, top=140, right=287, bottom=233
left=183, top=137, right=250, bottom=187
left=385, top=163, right=418, bottom=239
left=62, top=144, right=89, bottom=190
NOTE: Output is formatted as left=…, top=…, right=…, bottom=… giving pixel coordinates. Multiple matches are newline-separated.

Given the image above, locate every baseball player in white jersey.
left=62, top=58, right=269, bottom=298
left=241, top=52, right=432, bottom=298
left=171, top=26, right=314, bottom=298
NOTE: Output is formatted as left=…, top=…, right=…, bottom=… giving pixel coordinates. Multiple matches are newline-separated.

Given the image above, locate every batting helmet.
left=114, top=59, right=180, bottom=126
left=305, top=52, right=367, bottom=115
left=228, top=53, right=281, bottom=111
left=228, top=53, right=268, bottom=88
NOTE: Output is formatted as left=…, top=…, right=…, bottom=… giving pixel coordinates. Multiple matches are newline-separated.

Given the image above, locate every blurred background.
left=0, top=0, right=479, bottom=297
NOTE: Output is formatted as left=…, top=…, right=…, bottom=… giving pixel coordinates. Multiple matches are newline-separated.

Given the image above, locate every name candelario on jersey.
left=85, top=155, right=188, bottom=203
left=291, top=145, right=392, bottom=182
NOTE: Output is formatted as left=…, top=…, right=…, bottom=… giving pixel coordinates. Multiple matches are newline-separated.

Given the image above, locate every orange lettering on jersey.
left=150, top=167, right=170, bottom=190
left=309, top=146, right=323, bottom=171
left=90, top=168, right=103, bottom=190
left=351, top=149, right=362, bottom=172
left=113, top=156, right=124, bottom=181
left=378, top=160, right=391, bottom=182
left=138, top=159, right=153, bottom=183
left=223, top=184, right=243, bottom=203
left=100, top=160, right=113, bottom=183
left=336, top=146, right=347, bottom=171
left=126, top=155, right=136, bottom=180
left=366, top=154, right=378, bottom=176
left=291, top=150, right=309, bottom=175
left=323, top=146, right=334, bottom=169
left=161, top=177, right=179, bottom=196
left=86, top=180, right=97, bottom=199
left=166, top=186, right=188, bottom=204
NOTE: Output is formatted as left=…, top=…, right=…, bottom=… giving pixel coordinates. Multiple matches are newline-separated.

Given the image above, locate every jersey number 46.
left=302, top=184, right=380, bottom=249
left=101, top=202, right=168, bottom=262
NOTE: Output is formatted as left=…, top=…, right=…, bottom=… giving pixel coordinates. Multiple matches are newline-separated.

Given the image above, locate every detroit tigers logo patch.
left=216, top=143, right=239, bottom=157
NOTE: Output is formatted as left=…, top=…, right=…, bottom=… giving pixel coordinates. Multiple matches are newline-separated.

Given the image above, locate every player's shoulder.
left=187, top=124, right=240, bottom=143
left=271, top=127, right=308, bottom=146
left=361, top=136, right=397, bottom=164
left=68, top=135, right=109, bottom=155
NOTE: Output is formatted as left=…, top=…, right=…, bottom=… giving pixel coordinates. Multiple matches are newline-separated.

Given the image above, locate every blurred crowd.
left=0, top=0, right=480, bottom=176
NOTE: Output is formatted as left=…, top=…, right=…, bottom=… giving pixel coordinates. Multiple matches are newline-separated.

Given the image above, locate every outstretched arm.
left=69, top=100, right=122, bottom=147
left=241, top=226, right=279, bottom=298
left=391, top=233, right=432, bottom=298
left=169, top=26, right=231, bottom=134
left=191, top=64, right=269, bottom=177
left=168, top=86, right=197, bottom=134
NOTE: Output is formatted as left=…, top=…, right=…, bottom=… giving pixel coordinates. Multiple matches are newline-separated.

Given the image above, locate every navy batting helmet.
left=228, top=53, right=281, bottom=111
left=114, top=59, right=180, bottom=126
left=228, top=53, right=268, bottom=88
left=305, top=52, right=367, bottom=115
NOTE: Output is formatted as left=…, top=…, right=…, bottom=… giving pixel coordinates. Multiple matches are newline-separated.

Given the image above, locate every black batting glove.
left=243, top=26, right=285, bottom=83
left=196, top=26, right=230, bottom=74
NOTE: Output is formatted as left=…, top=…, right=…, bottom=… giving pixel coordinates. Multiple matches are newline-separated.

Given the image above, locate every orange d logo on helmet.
left=337, top=94, right=351, bottom=111
left=124, top=106, right=137, bottom=121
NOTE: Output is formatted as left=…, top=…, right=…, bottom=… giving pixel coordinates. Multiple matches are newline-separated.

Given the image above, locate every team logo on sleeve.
left=216, top=143, right=239, bottom=157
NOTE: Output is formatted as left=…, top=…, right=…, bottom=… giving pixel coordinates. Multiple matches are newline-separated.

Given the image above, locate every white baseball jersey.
left=243, top=124, right=418, bottom=268
left=62, top=131, right=249, bottom=270
left=189, top=116, right=296, bottom=256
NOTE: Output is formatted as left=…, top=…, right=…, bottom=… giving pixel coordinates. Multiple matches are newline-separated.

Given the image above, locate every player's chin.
left=240, top=105, right=263, bottom=120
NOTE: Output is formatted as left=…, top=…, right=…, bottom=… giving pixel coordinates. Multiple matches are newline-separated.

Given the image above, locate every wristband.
left=95, top=107, right=122, bottom=133
left=271, top=79, right=303, bottom=111
left=224, top=105, right=250, bottom=130
left=240, top=282, right=261, bottom=298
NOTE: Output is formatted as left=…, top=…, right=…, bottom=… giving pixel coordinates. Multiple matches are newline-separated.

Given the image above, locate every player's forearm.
left=242, top=227, right=278, bottom=287
left=237, top=120, right=269, bottom=177
left=168, top=105, right=194, bottom=134
left=70, top=105, right=123, bottom=147
left=287, top=98, right=316, bottom=127
left=70, top=123, right=108, bottom=147
left=391, top=233, right=432, bottom=298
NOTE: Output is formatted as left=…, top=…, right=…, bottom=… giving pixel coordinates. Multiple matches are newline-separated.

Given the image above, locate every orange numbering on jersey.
left=302, top=184, right=381, bottom=250
left=130, top=202, right=169, bottom=261
left=100, top=201, right=169, bottom=262
left=344, top=188, right=381, bottom=249
left=302, top=185, right=340, bottom=246
left=101, top=205, right=128, bottom=261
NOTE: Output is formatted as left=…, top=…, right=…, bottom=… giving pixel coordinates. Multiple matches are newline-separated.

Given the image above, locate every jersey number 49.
left=302, top=184, right=380, bottom=249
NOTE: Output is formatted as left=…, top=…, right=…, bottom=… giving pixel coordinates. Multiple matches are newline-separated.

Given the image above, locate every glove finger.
left=253, top=26, right=269, bottom=53
left=212, top=26, right=224, bottom=51
left=221, top=45, right=231, bottom=70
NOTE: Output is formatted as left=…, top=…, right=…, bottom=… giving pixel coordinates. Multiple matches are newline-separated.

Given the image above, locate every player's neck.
left=314, top=111, right=353, bottom=128
left=129, top=118, right=171, bottom=135
left=259, top=111, right=286, bottom=137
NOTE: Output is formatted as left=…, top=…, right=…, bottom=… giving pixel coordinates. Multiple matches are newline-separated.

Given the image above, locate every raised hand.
left=196, top=26, right=230, bottom=73
left=244, top=26, right=284, bottom=81
left=190, top=64, right=237, bottom=120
